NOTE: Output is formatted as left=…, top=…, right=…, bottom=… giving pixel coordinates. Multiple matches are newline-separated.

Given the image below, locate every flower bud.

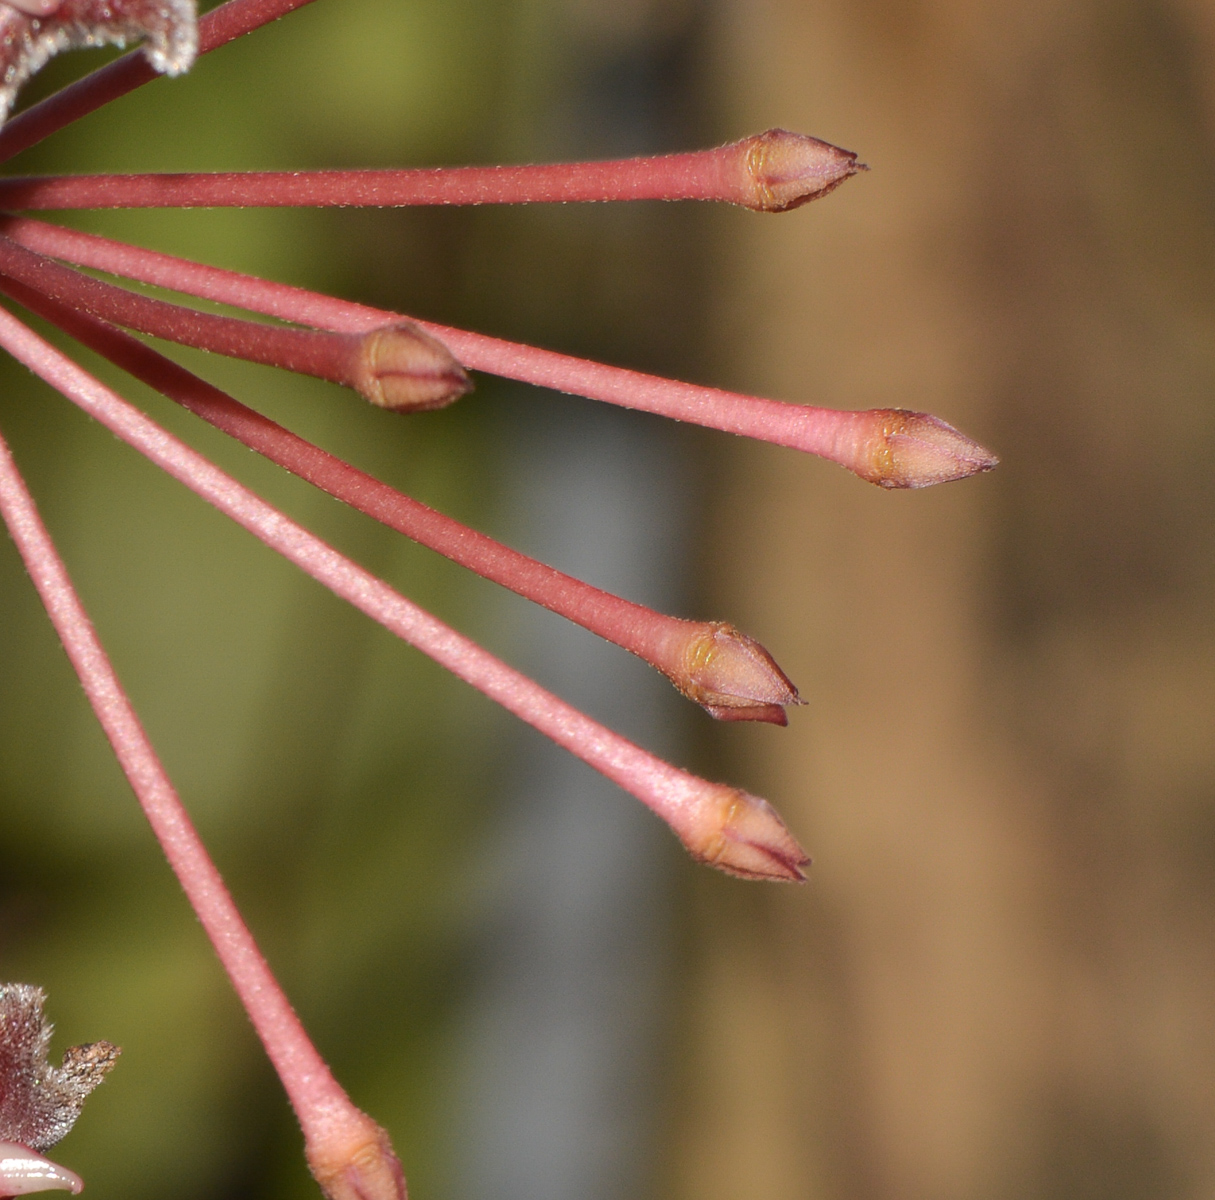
left=854, top=409, right=999, bottom=489
left=672, top=785, right=810, bottom=882
left=349, top=322, right=472, bottom=412
left=662, top=620, right=802, bottom=724
left=737, top=128, right=865, bottom=212
left=306, top=1115, right=407, bottom=1200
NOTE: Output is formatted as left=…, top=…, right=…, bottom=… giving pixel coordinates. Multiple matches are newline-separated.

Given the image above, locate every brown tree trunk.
left=667, top=3, right=1215, bottom=1199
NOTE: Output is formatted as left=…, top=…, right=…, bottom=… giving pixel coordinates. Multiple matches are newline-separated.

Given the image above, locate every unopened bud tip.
left=742, top=128, right=865, bottom=212
left=672, top=621, right=802, bottom=723
left=703, top=702, right=788, bottom=726
left=353, top=322, right=472, bottom=413
left=858, top=409, right=999, bottom=489
left=675, top=786, right=809, bottom=883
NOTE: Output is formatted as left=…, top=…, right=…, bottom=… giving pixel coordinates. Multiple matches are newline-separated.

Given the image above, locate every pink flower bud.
left=663, top=784, right=810, bottom=883
left=306, top=1115, right=407, bottom=1200
left=846, top=409, right=999, bottom=489
left=661, top=621, right=802, bottom=725
left=734, top=128, right=866, bottom=212
left=349, top=322, right=473, bottom=412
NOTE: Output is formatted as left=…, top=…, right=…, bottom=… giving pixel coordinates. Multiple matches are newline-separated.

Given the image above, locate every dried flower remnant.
left=0, top=985, right=118, bottom=1155
left=0, top=985, right=118, bottom=1197
left=0, top=0, right=197, bottom=124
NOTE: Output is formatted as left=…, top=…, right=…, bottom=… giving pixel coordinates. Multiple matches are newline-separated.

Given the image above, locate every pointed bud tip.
left=858, top=409, right=999, bottom=489
left=742, top=128, right=864, bottom=212
left=678, top=787, right=809, bottom=882
left=674, top=621, right=801, bottom=723
left=714, top=791, right=810, bottom=882
left=353, top=323, right=471, bottom=413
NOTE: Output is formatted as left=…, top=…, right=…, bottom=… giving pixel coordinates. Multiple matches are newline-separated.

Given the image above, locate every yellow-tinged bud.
left=672, top=784, right=810, bottom=883
left=666, top=620, right=802, bottom=724
left=740, top=128, right=866, bottom=212
left=858, top=409, right=999, bottom=489
left=307, top=1114, right=407, bottom=1200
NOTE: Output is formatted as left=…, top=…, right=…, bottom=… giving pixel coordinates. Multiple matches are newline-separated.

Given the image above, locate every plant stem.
left=0, top=234, right=469, bottom=409
left=0, top=417, right=405, bottom=1200
left=0, top=0, right=320, bottom=164
left=0, top=301, right=808, bottom=880
left=0, top=129, right=862, bottom=210
left=0, top=270, right=798, bottom=720
left=0, top=217, right=998, bottom=485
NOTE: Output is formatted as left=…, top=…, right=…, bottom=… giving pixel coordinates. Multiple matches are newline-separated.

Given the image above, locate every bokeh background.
left=0, top=2, right=1213, bottom=1200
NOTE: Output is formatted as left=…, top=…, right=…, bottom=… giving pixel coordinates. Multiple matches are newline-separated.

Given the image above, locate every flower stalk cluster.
left=0, top=1, right=999, bottom=1197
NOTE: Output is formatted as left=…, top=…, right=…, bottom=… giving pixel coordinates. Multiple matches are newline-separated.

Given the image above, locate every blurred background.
left=0, top=2, right=1212, bottom=1199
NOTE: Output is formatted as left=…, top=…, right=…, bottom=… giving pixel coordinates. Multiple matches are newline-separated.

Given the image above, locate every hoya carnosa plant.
left=0, top=1, right=999, bottom=1197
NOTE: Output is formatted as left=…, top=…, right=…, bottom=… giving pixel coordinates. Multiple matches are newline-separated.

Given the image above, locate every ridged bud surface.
left=852, top=409, right=999, bottom=489
left=350, top=322, right=472, bottom=412
left=307, top=1116, right=408, bottom=1200
left=673, top=786, right=810, bottom=882
left=668, top=620, right=802, bottom=724
left=737, top=128, right=865, bottom=211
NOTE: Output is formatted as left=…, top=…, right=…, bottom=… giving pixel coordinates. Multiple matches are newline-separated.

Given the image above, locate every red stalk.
left=0, top=233, right=470, bottom=409
left=0, top=423, right=407, bottom=1200
left=0, top=216, right=998, bottom=486
left=0, top=301, right=809, bottom=882
left=0, top=0, right=320, bottom=164
left=0, top=129, right=862, bottom=210
left=0, top=270, right=799, bottom=721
